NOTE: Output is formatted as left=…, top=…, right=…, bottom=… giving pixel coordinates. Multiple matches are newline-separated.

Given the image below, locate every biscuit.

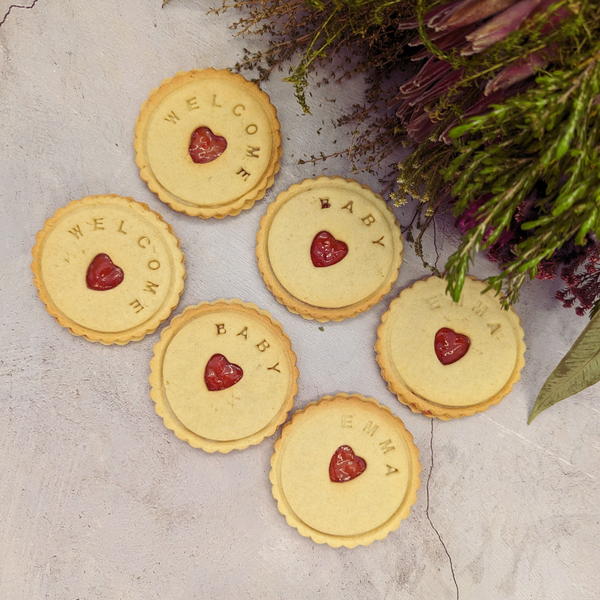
left=376, top=275, right=526, bottom=419
left=135, top=68, right=281, bottom=218
left=150, top=300, right=298, bottom=453
left=256, top=176, right=403, bottom=321
left=31, top=194, right=185, bottom=344
left=270, top=393, right=421, bottom=548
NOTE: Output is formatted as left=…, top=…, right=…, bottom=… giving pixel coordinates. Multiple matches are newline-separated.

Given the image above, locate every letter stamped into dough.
left=164, top=111, right=180, bottom=125
left=471, top=300, right=488, bottom=317
left=68, top=224, right=83, bottom=239
left=237, top=168, right=251, bottom=181
left=143, top=281, right=159, bottom=294
left=363, top=421, right=379, bottom=437
left=186, top=97, right=199, bottom=111
left=361, top=214, right=376, bottom=226
left=341, top=415, right=353, bottom=428
left=427, top=295, right=443, bottom=309
left=256, top=339, right=270, bottom=352
left=216, top=323, right=226, bottom=335
left=379, top=439, right=395, bottom=454
left=488, top=323, right=501, bottom=335
left=427, top=293, right=463, bottom=310
left=130, top=299, right=144, bottom=313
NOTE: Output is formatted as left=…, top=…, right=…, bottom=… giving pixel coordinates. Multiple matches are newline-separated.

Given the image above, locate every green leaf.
left=555, top=117, right=577, bottom=161
left=448, top=123, right=475, bottom=139
left=528, top=310, right=600, bottom=423
left=575, top=210, right=596, bottom=245
left=520, top=214, right=555, bottom=230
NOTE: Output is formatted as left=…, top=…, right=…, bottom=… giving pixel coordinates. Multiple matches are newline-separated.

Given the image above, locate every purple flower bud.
left=435, top=0, right=520, bottom=31
left=462, top=0, right=540, bottom=55
left=484, top=50, right=551, bottom=95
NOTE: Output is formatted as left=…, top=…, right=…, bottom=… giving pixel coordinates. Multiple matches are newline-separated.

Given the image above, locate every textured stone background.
left=1, top=1, right=598, bottom=598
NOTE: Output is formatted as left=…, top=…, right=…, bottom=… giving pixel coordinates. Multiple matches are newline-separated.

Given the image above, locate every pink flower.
left=433, top=0, right=520, bottom=31
left=393, top=0, right=571, bottom=144
left=462, top=0, right=541, bottom=56
left=484, top=49, right=551, bottom=95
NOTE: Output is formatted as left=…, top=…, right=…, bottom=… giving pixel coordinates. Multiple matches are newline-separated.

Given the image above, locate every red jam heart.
left=434, top=327, right=470, bottom=365
left=310, top=231, right=348, bottom=268
left=204, top=353, right=243, bottom=391
left=86, top=253, right=124, bottom=291
left=329, top=445, right=367, bottom=483
left=189, top=126, right=227, bottom=164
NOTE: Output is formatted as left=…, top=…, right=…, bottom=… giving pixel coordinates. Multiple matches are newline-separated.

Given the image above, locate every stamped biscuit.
left=376, top=275, right=526, bottom=419
left=134, top=68, right=281, bottom=218
left=270, top=393, right=421, bottom=548
left=256, top=176, right=403, bottom=321
left=31, top=195, right=185, bottom=344
left=150, top=300, right=298, bottom=453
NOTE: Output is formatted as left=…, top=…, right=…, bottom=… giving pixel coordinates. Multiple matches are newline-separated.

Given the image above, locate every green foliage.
left=445, top=45, right=600, bottom=305
left=418, top=0, right=587, bottom=77
left=204, top=0, right=600, bottom=307
left=529, top=308, right=600, bottom=423
left=400, top=0, right=588, bottom=196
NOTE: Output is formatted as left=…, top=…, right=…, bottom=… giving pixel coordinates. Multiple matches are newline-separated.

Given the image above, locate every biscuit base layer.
left=31, top=194, right=186, bottom=345
left=150, top=300, right=298, bottom=453
left=270, top=393, right=421, bottom=548
left=135, top=68, right=281, bottom=219
left=256, top=176, right=403, bottom=322
left=376, top=276, right=526, bottom=419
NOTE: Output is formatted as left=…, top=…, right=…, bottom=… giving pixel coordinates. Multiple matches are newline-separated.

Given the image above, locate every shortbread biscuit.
left=150, top=300, right=298, bottom=453
left=256, top=176, right=403, bottom=321
left=376, top=276, right=526, bottom=419
left=31, top=195, right=185, bottom=344
left=270, top=393, right=421, bottom=548
left=135, top=68, right=281, bottom=218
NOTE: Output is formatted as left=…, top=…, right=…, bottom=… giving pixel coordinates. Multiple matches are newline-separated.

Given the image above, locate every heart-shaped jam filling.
left=434, top=327, right=470, bottom=365
left=310, top=231, right=348, bottom=268
left=329, top=445, right=367, bottom=483
left=189, top=126, right=227, bottom=164
left=86, top=253, right=124, bottom=291
left=204, top=353, right=243, bottom=391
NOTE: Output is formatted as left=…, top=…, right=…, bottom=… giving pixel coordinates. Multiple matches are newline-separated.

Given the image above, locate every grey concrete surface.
left=1, top=1, right=598, bottom=599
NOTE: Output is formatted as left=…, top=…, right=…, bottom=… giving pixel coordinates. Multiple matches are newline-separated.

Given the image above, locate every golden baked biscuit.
left=376, top=275, right=526, bottom=419
left=256, top=176, right=403, bottom=321
left=135, top=68, right=281, bottom=218
left=150, top=300, right=298, bottom=453
left=31, top=195, right=185, bottom=344
left=270, top=393, right=421, bottom=548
